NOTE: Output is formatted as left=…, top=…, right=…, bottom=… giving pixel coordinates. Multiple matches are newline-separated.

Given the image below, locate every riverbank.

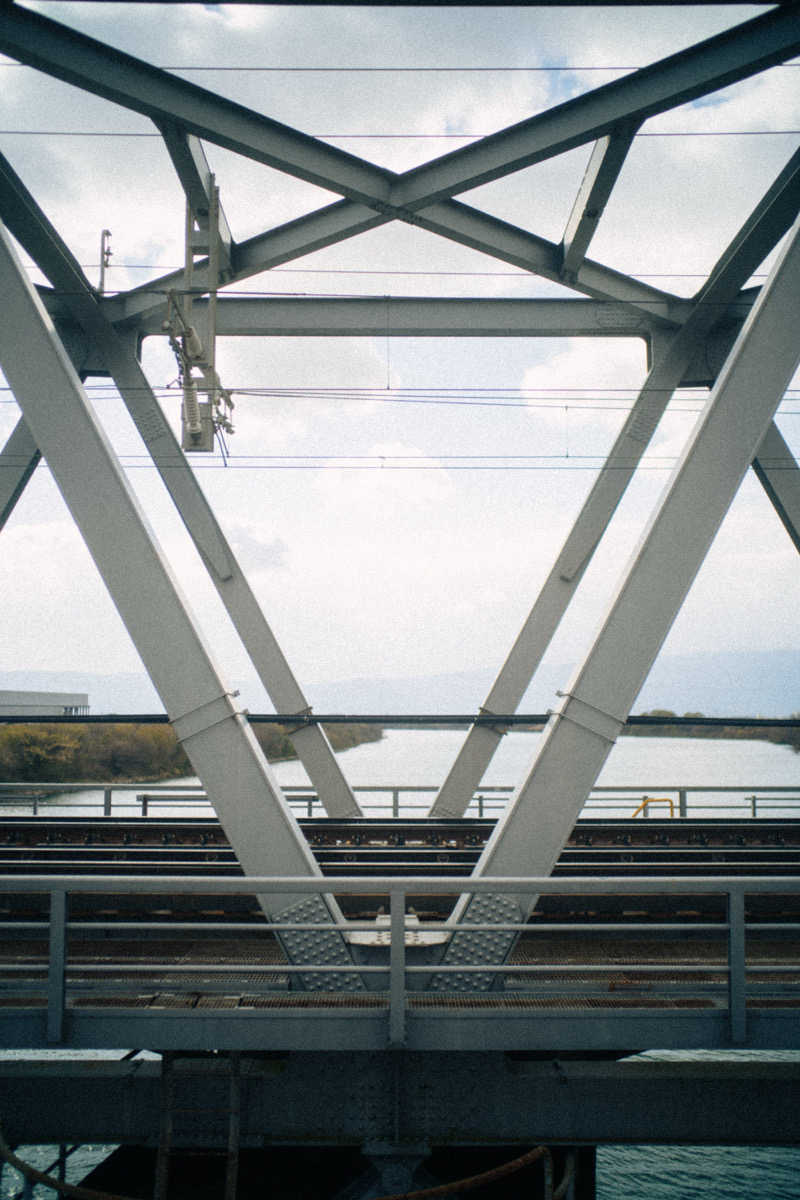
left=0, top=721, right=383, bottom=783
left=626, top=710, right=799, bottom=753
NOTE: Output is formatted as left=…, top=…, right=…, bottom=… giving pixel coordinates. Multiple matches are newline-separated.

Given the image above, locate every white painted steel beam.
left=0, top=219, right=363, bottom=985
left=560, top=123, right=639, bottom=281
left=0, top=5, right=392, bottom=209
left=433, top=214, right=800, bottom=988
left=11, top=5, right=794, bottom=332
left=103, top=201, right=387, bottom=328
left=753, top=421, right=800, bottom=556
left=0, top=152, right=361, bottom=819
left=409, top=201, right=686, bottom=321
left=390, top=5, right=800, bottom=208
left=159, top=124, right=234, bottom=274
left=430, top=146, right=800, bottom=821
left=0, top=418, right=40, bottom=532
left=6, top=4, right=795, bottom=220
left=107, top=196, right=684, bottom=330
left=6, top=3, right=796, bottom=344
left=126, top=294, right=759, bottom=389
left=135, top=296, right=663, bottom=341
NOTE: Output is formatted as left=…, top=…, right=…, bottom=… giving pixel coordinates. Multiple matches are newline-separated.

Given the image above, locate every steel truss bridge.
left=1, top=0, right=800, bottom=1195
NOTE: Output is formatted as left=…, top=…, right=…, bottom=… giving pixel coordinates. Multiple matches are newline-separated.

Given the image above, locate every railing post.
left=47, top=889, right=67, bottom=1044
left=141, top=795, right=148, bottom=817
left=478, top=794, right=484, bottom=819
left=392, top=789, right=400, bottom=819
left=678, top=789, right=688, bottom=818
left=727, top=888, right=747, bottom=1045
left=749, top=794, right=758, bottom=818
left=388, top=888, right=406, bottom=1047
left=103, top=787, right=112, bottom=816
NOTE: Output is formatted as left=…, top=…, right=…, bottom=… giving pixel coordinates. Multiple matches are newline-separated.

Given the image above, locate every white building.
left=0, top=691, right=90, bottom=717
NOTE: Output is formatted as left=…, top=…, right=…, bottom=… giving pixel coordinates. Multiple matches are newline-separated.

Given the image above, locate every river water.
left=273, top=728, right=800, bottom=817
left=4, top=732, right=800, bottom=1197
left=16, top=729, right=800, bottom=820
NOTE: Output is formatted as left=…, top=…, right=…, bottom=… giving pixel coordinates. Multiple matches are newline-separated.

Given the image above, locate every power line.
left=2, top=62, right=798, bottom=73
left=54, top=265, right=771, bottom=281
left=2, top=128, right=798, bottom=139
left=4, top=384, right=799, bottom=414
left=9, top=459, right=800, bottom=473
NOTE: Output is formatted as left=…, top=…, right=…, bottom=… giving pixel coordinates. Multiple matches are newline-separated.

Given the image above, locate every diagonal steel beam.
left=0, top=216, right=363, bottom=986
left=105, top=195, right=684, bottom=330
left=0, top=418, right=40, bottom=532
left=412, top=200, right=686, bottom=322
left=5, top=2, right=796, bottom=213
left=0, top=3, right=392, bottom=208
left=103, top=200, right=388, bottom=328
left=432, top=210, right=800, bottom=990
left=429, top=144, right=800, bottom=819
left=753, top=421, right=800, bottom=556
left=560, top=122, right=640, bottom=282
left=7, top=3, right=796, bottom=332
left=389, top=4, right=800, bottom=208
left=0, top=149, right=362, bottom=819
left=158, top=122, right=234, bottom=274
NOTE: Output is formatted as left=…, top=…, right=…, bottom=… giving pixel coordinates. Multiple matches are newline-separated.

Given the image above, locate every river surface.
left=11, top=729, right=800, bottom=820
left=4, top=732, right=800, bottom=1197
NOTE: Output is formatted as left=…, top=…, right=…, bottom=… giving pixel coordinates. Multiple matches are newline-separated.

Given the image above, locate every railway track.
left=2, top=815, right=800, bottom=923
left=2, top=816, right=799, bottom=1013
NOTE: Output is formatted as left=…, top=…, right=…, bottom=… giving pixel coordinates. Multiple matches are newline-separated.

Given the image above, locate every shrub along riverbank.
left=627, top=710, right=800, bottom=753
left=0, top=721, right=383, bottom=783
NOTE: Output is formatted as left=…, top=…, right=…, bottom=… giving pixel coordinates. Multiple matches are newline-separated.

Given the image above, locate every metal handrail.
left=630, top=796, right=675, bottom=819
left=1, top=872, right=794, bottom=1048
left=1, top=781, right=799, bottom=818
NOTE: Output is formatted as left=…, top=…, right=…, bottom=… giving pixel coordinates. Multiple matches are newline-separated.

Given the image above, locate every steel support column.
left=434, top=213, right=800, bottom=985
left=0, top=150, right=361, bottom=820
left=0, top=217, right=361, bottom=986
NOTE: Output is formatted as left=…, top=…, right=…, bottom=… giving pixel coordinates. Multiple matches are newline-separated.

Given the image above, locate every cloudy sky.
left=0, top=2, right=798, bottom=713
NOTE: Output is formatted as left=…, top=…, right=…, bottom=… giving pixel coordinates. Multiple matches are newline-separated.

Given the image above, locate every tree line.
left=0, top=721, right=382, bottom=783
left=627, top=710, right=800, bottom=753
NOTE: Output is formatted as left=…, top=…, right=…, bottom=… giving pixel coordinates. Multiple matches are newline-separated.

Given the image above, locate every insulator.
left=182, top=379, right=202, bottom=436
left=183, top=326, right=204, bottom=361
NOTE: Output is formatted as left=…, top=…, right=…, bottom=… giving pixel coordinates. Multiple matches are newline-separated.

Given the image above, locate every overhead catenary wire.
left=2, top=385, right=799, bottom=415
left=1, top=61, right=799, bottom=72
left=3, top=456, right=799, bottom=472
left=1, top=128, right=798, bottom=138
left=54, top=267, right=774, bottom=280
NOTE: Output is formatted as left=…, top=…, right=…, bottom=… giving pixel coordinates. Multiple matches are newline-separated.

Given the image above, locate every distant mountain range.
left=1, top=648, right=796, bottom=718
